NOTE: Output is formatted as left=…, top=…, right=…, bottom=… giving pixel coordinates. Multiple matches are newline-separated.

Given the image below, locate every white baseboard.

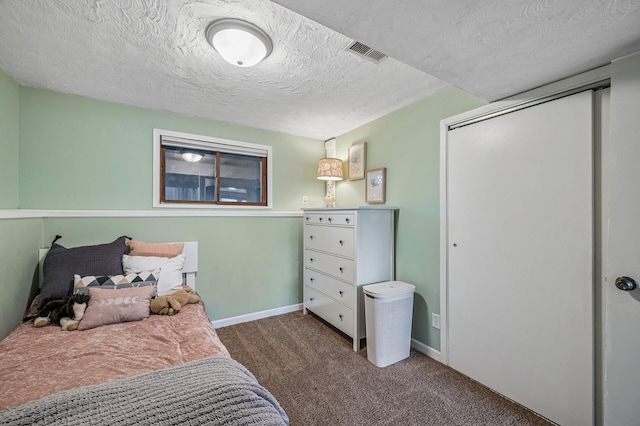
left=212, top=303, right=302, bottom=328
left=411, top=338, right=442, bottom=363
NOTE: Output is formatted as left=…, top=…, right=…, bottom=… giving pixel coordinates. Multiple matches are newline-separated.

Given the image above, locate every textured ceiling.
left=273, top=0, right=640, bottom=101
left=0, top=0, right=447, bottom=141
left=1, top=1, right=639, bottom=141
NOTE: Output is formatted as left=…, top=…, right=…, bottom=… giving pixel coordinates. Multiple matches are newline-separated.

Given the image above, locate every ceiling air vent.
left=345, top=41, right=387, bottom=64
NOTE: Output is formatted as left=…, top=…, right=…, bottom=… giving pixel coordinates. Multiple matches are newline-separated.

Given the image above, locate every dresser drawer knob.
left=309, top=297, right=315, bottom=302
left=310, top=277, right=315, bottom=282
left=345, top=218, right=350, bottom=224
left=310, top=258, right=314, bottom=262
left=309, top=235, right=314, bottom=240
left=339, top=267, right=344, bottom=273
left=338, top=314, right=343, bottom=321
left=305, top=216, right=310, bottom=222
left=339, top=290, right=344, bottom=297
left=328, top=217, right=333, bottom=223
left=339, top=240, right=344, bottom=246
left=319, top=217, right=323, bottom=222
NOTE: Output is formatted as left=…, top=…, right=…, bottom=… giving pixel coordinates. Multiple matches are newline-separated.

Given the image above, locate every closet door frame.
left=439, top=65, right=610, bottom=364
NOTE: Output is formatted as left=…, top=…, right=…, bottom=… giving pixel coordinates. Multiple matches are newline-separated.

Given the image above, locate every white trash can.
left=363, top=281, right=415, bottom=368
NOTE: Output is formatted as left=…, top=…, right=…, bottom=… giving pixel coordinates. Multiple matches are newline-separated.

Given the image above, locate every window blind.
left=161, top=135, right=268, bottom=158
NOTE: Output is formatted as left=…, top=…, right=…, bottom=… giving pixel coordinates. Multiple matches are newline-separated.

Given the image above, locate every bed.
left=0, top=237, right=288, bottom=425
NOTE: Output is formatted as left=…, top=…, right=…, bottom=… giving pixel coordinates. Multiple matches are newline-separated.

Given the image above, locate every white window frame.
left=153, top=128, right=273, bottom=209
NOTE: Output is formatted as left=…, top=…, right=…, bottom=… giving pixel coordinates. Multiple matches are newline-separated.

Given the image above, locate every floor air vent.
left=345, top=41, right=387, bottom=64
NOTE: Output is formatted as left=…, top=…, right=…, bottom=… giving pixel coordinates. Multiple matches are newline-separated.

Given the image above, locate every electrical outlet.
left=432, top=313, right=441, bottom=330
left=302, top=195, right=308, bottom=205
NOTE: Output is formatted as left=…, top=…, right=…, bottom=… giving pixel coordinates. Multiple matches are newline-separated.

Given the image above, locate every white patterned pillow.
left=73, top=269, right=159, bottom=295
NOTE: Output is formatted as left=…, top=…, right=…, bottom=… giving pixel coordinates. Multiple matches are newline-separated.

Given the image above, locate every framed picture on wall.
left=348, top=142, right=367, bottom=180
left=365, top=167, right=386, bottom=204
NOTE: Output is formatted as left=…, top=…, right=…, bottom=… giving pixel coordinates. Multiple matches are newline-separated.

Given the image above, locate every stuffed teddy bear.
left=150, top=287, right=200, bottom=316
left=27, top=293, right=90, bottom=331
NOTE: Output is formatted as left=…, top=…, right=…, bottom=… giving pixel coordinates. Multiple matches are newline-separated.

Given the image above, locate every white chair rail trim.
left=0, top=209, right=303, bottom=219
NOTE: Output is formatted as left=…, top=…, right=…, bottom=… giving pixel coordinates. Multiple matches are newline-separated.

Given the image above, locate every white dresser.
left=302, top=207, right=395, bottom=351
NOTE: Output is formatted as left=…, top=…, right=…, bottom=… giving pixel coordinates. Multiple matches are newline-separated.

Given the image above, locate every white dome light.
left=206, top=19, right=273, bottom=67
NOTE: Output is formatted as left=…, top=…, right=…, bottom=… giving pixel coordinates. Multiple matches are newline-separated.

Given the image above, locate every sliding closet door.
left=446, top=91, right=594, bottom=425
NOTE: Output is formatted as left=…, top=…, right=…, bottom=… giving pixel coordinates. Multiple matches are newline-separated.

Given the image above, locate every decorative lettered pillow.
left=78, top=286, right=156, bottom=330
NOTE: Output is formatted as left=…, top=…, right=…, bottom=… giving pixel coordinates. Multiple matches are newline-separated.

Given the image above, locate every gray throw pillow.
left=39, top=236, right=129, bottom=309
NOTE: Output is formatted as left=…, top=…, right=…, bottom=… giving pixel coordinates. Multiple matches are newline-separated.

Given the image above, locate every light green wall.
left=4, top=84, right=486, bottom=349
left=42, top=217, right=302, bottom=322
left=0, top=87, right=322, bottom=340
left=0, top=68, right=19, bottom=208
left=0, top=219, right=42, bottom=339
left=334, top=87, right=486, bottom=350
left=18, top=87, right=324, bottom=210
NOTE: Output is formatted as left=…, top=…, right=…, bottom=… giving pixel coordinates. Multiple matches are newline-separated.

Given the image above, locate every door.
left=602, top=53, right=640, bottom=426
left=446, top=91, right=594, bottom=425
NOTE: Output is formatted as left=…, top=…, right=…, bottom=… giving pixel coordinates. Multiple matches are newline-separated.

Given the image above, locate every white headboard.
left=39, top=241, right=199, bottom=290
left=181, top=241, right=198, bottom=289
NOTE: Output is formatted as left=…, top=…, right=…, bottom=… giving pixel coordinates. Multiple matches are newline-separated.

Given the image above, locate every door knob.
left=615, top=276, right=637, bottom=291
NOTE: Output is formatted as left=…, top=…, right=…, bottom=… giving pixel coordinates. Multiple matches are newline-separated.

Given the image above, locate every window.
left=153, top=129, right=272, bottom=208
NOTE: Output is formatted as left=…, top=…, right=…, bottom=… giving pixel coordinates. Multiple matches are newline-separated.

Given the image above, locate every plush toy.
left=27, top=293, right=90, bottom=331
left=150, top=287, right=200, bottom=316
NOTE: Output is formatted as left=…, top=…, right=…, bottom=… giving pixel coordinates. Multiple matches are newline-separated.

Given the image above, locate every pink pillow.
left=78, top=286, right=155, bottom=330
left=128, top=241, right=184, bottom=258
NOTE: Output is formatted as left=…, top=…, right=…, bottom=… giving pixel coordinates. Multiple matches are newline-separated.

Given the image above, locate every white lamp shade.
left=207, top=19, right=273, bottom=68
left=317, top=158, right=343, bottom=181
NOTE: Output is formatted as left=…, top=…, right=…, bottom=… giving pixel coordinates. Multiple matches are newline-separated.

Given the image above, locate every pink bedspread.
left=0, top=302, right=229, bottom=410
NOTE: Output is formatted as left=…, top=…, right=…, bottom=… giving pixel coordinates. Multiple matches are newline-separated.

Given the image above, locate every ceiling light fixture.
left=206, top=18, right=273, bottom=67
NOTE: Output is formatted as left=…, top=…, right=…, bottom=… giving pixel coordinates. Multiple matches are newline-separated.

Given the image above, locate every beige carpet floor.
left=217, top=311, right=553, bottom=426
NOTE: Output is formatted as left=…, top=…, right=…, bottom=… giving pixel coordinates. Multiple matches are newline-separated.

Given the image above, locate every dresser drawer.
left=304, top=225, right=354, bottom=258
left=304, top=213, right=354, bottom=227
left=325, top=213, right=354, bottom=227
left=304, top=250, right=354, bottom=282
left=305, top=286, right=354, bottom=337
left=303, top=214, right=326, bottom=225
left=305, top=268, right=355, bottom=307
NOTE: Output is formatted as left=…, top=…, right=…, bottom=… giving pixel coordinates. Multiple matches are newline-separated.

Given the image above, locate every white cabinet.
left=302, top=207, right=395, bottom=351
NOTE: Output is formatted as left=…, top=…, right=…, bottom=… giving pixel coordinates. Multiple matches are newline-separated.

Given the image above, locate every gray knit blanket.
left=0, top=356, right=288, bottom=426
